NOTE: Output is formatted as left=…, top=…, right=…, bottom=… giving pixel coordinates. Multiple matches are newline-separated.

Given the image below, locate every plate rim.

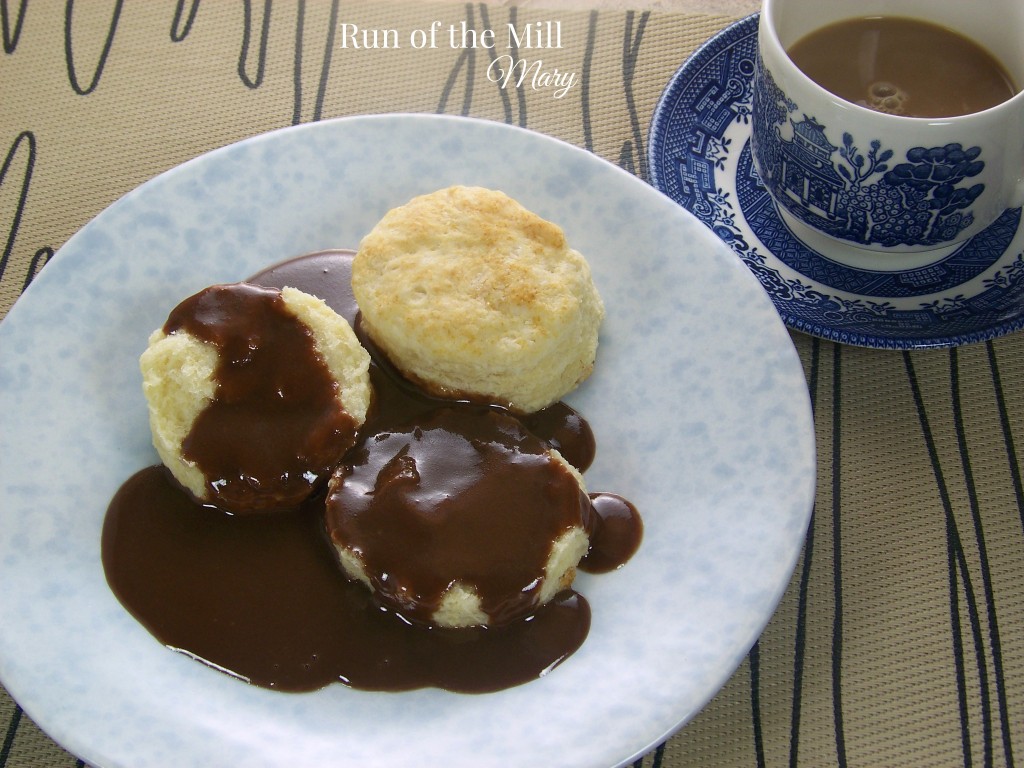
left=0, top=112, right=816, bottom=768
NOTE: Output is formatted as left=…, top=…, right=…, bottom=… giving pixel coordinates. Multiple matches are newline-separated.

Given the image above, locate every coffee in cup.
left=787, top=16, right=1017, bottom=119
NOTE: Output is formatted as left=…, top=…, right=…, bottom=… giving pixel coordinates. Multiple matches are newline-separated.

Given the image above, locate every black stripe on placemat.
left=953, top=347, right=1016, bottom=767
left=312, top=0, right=339, bottom=122
left=291, top=0, right=345, bottom=125
left=950, top=347, right=997, bottom=767
left=0, top=130, right=35, bottom=285
left=170, top=0, right=199, bottom=43
left=987, top=341, right=1024, bottom=539
left=436, top=6, right=476, bottom=117
left=64, top=0, right=124, bottom=96
left=581, top=10, right=598, bottom=153
left=291, top=0, right=307, bottom=125
left=787, top=336, right=822, bottom=768
left=503, top=5, right=528, bottom=126
left=1, top=0, right=27, bottom=53
left=238, top=0, right=271, bottom=89
left=22, top=247, right=52, bottom=291
left=0, top=705, right=22, bottom=767
left=905, top=350, right=981, bottom=766
left=830, top=343, right=847, bottom=768
left=632, top=739, right=666, bottom=768
left=619, top=10, right=648, bottom=180
left=747, top=639, right=765, bottom=768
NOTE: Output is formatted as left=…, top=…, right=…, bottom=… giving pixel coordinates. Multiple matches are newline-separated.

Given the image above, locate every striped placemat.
left=1, top=2, right=1021, bottom=766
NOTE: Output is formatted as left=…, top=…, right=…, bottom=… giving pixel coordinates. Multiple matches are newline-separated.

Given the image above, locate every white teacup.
left=752, top=0, right=1024, bottom=266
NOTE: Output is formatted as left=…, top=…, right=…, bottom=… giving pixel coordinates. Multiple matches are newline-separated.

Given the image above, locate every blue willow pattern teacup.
left=752, top=58, right=986, bottom=249
left=752, top=0, right=1024, bottom=257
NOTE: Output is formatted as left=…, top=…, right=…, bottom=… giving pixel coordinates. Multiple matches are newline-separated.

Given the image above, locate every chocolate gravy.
left=164, top=283, right=359, bottom=513
left=102, top=249, right=642, bottom=693
left=103, top=465, right=590, bottom=692
left=327, top=406, right=591, bottom=626
left=579, top=493, right=643, bottom=574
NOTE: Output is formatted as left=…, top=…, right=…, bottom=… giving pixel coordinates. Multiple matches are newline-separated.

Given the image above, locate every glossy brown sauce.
left=103, top=465, right=591, bottom=692
left=578, top=493, right=643, bottom=574
left=101, top=249, right=642, bottom=693
left=327, top=406, right=591, bottom=626
left=165, top=283, right=359, bottom=513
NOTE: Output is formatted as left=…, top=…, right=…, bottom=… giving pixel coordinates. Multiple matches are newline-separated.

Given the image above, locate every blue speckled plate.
left=0, top=114, right=814, bottom=768
left=648, top=14, right=1024, bottom=349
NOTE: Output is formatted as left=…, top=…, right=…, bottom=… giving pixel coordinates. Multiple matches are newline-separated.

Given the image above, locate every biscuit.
left=337, top=483, right=590, bottom=629
left=352, top=186, right=604, bottom=413
left=325, top=407, right=592, bottom=628
left=140, top=284, right=371, bottom=513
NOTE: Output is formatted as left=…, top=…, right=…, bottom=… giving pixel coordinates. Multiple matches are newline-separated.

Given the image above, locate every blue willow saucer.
left=648, top=14, right=1024, bottom=349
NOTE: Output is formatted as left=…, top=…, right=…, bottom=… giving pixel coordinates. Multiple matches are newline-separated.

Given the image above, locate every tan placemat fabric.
left=1, top=2, right=1022, bottom=767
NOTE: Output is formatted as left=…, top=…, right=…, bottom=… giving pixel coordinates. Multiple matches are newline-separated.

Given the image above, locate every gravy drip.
left=101, top=249, right=642, bottom=693
left=579, top=493, right=643, bottom=574
left=164, top=283, right=358, bottom=513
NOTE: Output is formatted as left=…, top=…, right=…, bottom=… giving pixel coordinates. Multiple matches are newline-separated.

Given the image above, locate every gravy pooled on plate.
left=103, top=188, right=643, bottom=693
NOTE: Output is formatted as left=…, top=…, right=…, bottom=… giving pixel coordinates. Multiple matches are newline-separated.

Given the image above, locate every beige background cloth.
left=1, top=1, right=1022, bottom=766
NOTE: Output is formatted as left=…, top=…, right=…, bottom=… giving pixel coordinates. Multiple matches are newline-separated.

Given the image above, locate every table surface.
left=413, top=0, right=759, bottom=12
left=0, top=1, right=1021, bottom=767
